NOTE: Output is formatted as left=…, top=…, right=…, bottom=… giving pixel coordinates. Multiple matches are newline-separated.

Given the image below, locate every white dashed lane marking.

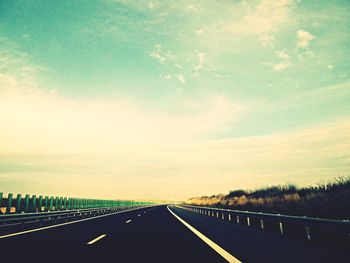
left=87, top=234, right=106, bottom=245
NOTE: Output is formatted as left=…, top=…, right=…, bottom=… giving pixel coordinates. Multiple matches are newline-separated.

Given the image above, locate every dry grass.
left=185, top=177, right=350, bottom=220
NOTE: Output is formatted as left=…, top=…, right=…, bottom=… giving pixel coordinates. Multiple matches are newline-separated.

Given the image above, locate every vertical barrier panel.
left=55, top=197, right=59, bottom=210
left=52, top=197, right=56, bottom=210
left=44, top=196, right=49, bottom=211
left=16, top=194, right=22, bottom=214
left=31, top=195, right=37, bottom=212
left=6, top=193, right=13, bottom=214
left=0, top=192, right=2, bottom=206
left=64, top=197, right=67, bottom=210
left=38, top=196, right=43, bottom=212
left=24, top=194, right=30, bottom=212
left=0, top=192, right=3, bottom=212
left=49, top=196, right=54, bottom=211
left=59, top=197, right=63, bottom=210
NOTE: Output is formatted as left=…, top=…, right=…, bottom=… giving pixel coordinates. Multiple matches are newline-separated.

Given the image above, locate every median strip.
left=87, top=234, right=106, bottom=245
left=167, top=206, right=241, bottom=263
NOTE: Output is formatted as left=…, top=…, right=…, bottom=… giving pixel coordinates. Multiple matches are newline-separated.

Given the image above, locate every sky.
left=0, top=0, right=349, bottom=200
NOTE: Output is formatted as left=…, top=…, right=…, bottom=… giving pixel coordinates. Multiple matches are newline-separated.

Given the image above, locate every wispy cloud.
left=175, top=74, right=186, bottom=84
left=0, top=37, right=46, bottom=91
left=224, top=0, right=294, bottom=46
left=273, top=62, right=289, bottom=71
left=194, top=52, right=205, bottom=71
left=273, top=50, right=291, bottom=71
left=149, top=44, right=171, bottom=63
left=297, top=30, right=316, bottom=48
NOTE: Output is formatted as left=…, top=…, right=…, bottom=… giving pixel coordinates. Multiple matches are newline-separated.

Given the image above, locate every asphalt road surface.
left=0, top=205, right=348, bottom=263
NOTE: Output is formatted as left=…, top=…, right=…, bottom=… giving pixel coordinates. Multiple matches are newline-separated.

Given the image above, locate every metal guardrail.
left=179, top=205, right=350, bottom=246
left=0, top=192, right=153, bottom=214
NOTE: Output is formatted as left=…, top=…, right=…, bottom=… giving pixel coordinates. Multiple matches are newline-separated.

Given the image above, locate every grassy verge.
left=185, top=177, right=350, bottom=220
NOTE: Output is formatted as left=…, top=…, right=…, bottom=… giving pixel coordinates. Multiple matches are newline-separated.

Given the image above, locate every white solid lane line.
left=167, top=206, right=241, bottom=263
left=125, top=219, right=132, bottom=223
left=87, top=234, right=106, bottom=245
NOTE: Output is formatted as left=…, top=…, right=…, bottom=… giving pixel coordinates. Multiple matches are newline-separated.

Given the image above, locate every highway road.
left=0, top=205, right=348, bottom=262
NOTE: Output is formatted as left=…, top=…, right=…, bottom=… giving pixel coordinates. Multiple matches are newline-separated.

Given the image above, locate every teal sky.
left=0, top=0, right=349, bottom=200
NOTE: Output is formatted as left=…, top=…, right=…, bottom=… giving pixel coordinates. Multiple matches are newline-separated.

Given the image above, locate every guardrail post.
left=6, top=193, right=13, bottom=214
left=228, top=214, right=231, bottom=221
left=305, top=226, right=311, bottom=240
left=222, top=213, right=225, bottom=220
left=247, top=217, right=250, bottom=226
left=236, top=216, right=240, bottom=223
left=16, top=194, right=22, bottom=213
left=260, top=219, right=264, bottom=230
left=24, top=194, right=30, bottom=212
left=279, top=222, right=284, bottom=235
left=38, top=195, right=43, bottom=212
